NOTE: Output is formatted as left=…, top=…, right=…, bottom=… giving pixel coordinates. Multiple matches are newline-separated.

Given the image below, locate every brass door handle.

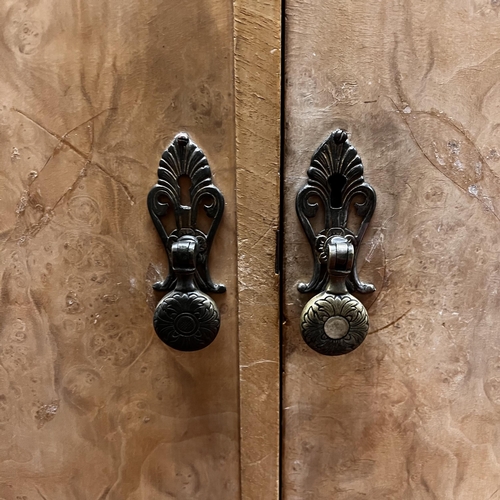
left=296, top=130, right=376, bottom=356
left=147, top=133, right=225, bottom=351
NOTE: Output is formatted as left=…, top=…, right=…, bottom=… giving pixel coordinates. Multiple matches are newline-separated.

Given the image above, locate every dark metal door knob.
left=148, top=133, right=225, bottom=351
left=296, top=130, right=376, bottom=356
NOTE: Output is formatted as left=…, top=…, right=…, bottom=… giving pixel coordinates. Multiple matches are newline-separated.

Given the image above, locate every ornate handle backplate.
left=148, top=133, right=225, bottom=351
left=296, top=130, right=376, bottom=356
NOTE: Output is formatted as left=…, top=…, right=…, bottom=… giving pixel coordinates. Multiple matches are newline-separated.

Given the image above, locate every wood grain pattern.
left=283, top=1, right=500, bottom=498
left=0, top=0, right=239, bottom=497
left=234, top=1, right=281, bottom=499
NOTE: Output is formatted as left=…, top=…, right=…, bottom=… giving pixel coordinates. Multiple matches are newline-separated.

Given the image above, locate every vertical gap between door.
left=278, top=0, right=286, bottom=498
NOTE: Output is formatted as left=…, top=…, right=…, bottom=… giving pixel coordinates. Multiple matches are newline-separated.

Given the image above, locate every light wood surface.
left=283, top=1, right=500, bottom=498
left=234, top=1, right=282, bottom=499
left=0, top=0, right=240, bottom=497
left=4, top=1, right=497, bottom=497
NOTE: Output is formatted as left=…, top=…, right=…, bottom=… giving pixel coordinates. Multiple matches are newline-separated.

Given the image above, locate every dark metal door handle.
left=147, top=133, right=225, bottom=351
left=296, top=130, right=376, bottom=356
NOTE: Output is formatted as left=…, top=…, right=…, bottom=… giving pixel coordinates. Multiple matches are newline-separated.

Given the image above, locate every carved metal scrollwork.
left=296, top=130, right=376, bottom=356
left=148, top=133, right=225, bottom=351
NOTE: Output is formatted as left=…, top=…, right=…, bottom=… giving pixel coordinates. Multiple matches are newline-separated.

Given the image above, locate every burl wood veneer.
left=283, top=1, right=500, bottom=498
left=0, top=0, right=239, bottom=497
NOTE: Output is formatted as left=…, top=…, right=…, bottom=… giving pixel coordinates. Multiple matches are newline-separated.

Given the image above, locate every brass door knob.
left=296, top=130, right=376, bottom=356
left=153, top=235, right=221, bottom=351
left=148, top=133, right=225, bottom=351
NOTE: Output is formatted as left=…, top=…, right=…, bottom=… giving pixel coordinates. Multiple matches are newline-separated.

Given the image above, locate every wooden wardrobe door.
left=283, top=1, right=500, bottom=498
left=0, top=0, right=283, bottom=497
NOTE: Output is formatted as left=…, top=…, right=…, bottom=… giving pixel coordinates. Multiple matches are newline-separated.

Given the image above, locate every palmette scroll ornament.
left=147, top=133, right=225, bottom=351
left=296, top=130, right=376, bottom=356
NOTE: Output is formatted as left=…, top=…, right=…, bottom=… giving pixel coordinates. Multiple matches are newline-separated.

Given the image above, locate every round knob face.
left=153, top=290, right=220, bottom=351
left=300, top=292, right=369, bottom=356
